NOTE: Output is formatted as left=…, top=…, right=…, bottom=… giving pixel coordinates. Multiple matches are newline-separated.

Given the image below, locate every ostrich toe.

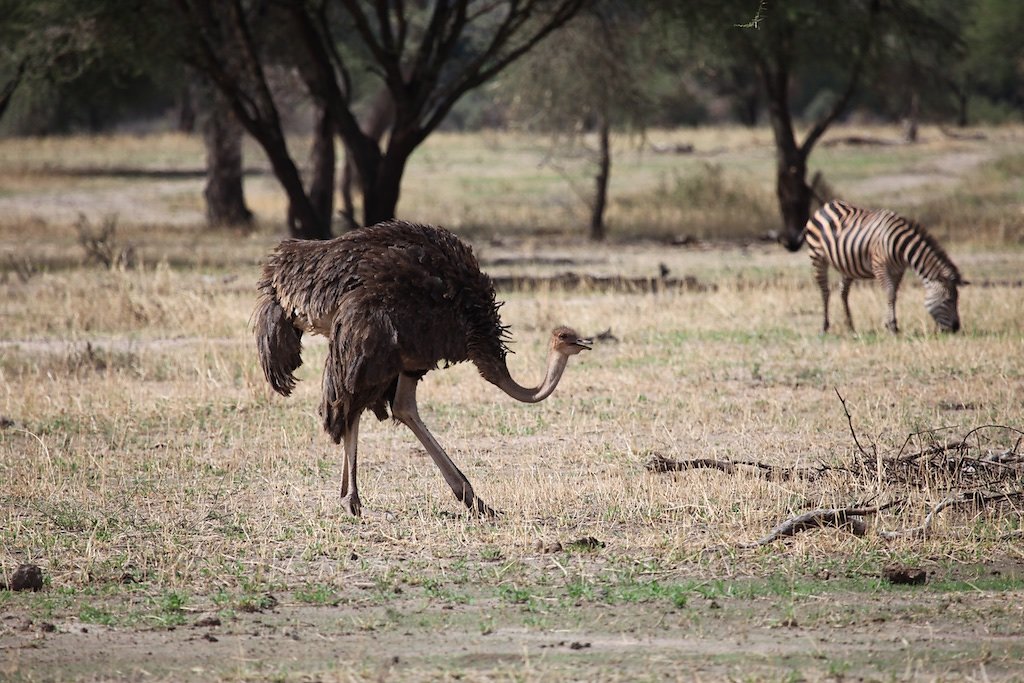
left=342, top=492, right=362, bottom=517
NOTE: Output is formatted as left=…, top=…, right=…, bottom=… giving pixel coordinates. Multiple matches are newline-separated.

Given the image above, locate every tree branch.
left=799, top=0, right=881, bottom=155
left=835, top=387, right=873, bottom=461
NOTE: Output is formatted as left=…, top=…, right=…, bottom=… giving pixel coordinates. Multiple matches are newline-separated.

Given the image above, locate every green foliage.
left=966, top=0, right=1024, bottom=109
left=0, top=0, right=184, bottom=135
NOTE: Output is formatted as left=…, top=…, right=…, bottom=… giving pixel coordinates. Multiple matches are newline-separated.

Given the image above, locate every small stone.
left=9, top=564, right=44, bottom=592
left=883, top=564, right=927, bottom=586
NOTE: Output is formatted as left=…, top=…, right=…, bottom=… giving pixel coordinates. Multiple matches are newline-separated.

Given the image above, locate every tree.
left=965, top=0, right=1024, bottom=115
left=200, top=77, right=255, bottom=227
left=498, top=3, right=652, bottom=240
left=176, top=0, right=588, bottom=238
left=864, top=0, right=967, bottom=134
left=730, top=0, right=882, bottom=251
left=1, top=1, right=256, bottom=231
left=680, top=1, right=973, bottom=249
left=0, top=0, right=107, bottom=130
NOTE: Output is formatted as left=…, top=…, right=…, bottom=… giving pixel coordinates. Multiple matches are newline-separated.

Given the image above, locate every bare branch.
left=835, top=387, right=873, bottom=460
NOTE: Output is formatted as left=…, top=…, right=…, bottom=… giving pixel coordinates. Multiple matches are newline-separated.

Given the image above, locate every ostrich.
left=252, top=220, right=591, bottom=517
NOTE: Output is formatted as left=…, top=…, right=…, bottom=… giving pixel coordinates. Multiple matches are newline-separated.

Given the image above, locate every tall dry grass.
left=1, top=237, right=1021, bottom=601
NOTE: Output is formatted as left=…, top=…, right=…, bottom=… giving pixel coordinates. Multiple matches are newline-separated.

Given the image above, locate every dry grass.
left=1, top=127, right=1023, bottom=681
left=2, top=246, right=1021, bottom=574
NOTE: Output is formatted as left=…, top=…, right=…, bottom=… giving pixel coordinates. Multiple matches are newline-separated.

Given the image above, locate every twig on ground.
left=835, top=387, right=873, bottom=460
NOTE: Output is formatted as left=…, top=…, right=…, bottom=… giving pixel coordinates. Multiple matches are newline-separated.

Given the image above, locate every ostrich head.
left=550, top=326, right=592, bottom=355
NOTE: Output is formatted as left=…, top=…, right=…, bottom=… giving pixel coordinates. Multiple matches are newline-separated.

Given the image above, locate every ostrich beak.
left=574, top=337, right=593, bottom=351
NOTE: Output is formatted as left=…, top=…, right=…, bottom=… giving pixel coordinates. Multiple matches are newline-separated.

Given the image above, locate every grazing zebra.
left=804, top=199, right=965, bottom=334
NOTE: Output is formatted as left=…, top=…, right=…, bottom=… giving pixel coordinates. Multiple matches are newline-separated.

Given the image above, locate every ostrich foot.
left=467, top=497, right=500, bottom=518
left=341, top=492, right=362, bottom=518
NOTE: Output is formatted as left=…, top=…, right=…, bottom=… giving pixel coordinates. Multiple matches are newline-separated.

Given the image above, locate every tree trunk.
left=775, top=149, right=811, bottom=251
left=362, top=162, right=404, bottom=227
left=248, top=122, right=331, bottom=239
left=306, top=102, right=336, bottom=230
left=260, top=130, right=332, bottom=240
left=0, top=60, right=26, bottom=124
left=177, top=78, right=196, bottom=133
left=203, top=92, right=253, bottom=229
left=590, top=112, right=610, bottom=241
left=760, top=54, right=811, bottom=252
left=339, top=153, right=358, bottom=230
left=902, top=92, right=919, bottom=143
left=339, top=84, right=396, bottom=229
left=956, top=89, right=969, bottom=127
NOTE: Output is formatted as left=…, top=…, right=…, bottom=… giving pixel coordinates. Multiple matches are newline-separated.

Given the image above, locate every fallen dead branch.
left=650, top=390, right=1024, bottom=549
left=741, top=491, right=1024, bottom=547
left=646, top=453, right=736, bottom=475
left=865, top=424, right=1024, bottom=489
left=738, top=504, right=890, bottom=548
left=938, top=125, right=987, bottom=141
left=490, top=272, right=714, bottom=294
left=645, top=452, right=828, bottom=481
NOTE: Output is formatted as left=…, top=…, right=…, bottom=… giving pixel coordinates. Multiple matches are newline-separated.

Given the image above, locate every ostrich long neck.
left=495, top=348, right=569, bottom=403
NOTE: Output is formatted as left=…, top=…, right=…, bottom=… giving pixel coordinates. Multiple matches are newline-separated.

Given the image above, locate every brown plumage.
left=253, top=220, right=590, bottom=517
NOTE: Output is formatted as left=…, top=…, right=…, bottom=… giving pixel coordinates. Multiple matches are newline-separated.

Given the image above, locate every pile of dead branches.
left=647, top=389, right=1024, bottom=548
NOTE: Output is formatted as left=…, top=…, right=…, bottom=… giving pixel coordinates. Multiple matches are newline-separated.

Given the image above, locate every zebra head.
left=924, top=277, right=962, bottom=333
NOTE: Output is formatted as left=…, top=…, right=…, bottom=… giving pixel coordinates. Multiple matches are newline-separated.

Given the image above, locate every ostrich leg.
left=340, top=413, right=362, bottom=517
left=392, top=373, right=497, bottom=517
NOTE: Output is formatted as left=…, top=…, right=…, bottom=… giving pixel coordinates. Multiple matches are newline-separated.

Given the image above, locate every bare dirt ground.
left=5, top=567, right=1024, bottom=682
left=846, top=150, right=994, bottom=202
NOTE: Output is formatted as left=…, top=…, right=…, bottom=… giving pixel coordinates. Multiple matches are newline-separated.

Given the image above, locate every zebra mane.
left=905, top=218, right=963, bottom=285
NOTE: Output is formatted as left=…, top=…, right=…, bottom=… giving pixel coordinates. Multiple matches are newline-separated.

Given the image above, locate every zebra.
left=804, top=199, right=966, bottom=334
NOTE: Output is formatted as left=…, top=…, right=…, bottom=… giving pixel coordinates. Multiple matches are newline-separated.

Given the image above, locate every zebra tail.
left=252, top=289, right=303, bottom=397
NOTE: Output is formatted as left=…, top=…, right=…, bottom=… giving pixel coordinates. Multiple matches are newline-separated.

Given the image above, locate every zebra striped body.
left=804, top=200, right=963, bottom=333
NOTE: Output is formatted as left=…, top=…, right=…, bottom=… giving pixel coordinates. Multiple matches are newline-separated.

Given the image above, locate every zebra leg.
left=813, top=257, right=831, bottom=333
left=875, top=266, right=904, bottom=334
left=886, top=270, right=904, bottom=333
left=840, top=277, right=855, bottom=332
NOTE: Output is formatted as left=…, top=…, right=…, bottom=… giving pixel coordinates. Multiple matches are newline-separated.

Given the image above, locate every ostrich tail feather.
left=252, top=291, right=303, bottom=396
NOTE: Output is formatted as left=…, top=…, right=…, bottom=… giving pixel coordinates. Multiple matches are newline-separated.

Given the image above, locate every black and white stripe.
left=804, top=199, right=964, bottom=333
